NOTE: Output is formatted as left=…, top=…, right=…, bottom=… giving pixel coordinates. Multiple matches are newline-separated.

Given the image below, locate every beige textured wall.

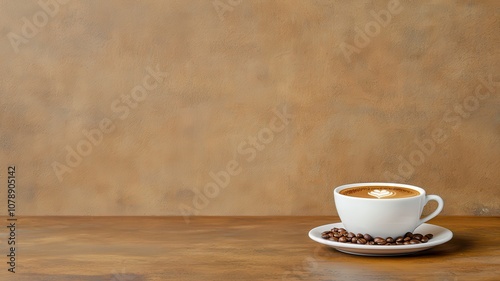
left=0, top=0, right=498, bottom=216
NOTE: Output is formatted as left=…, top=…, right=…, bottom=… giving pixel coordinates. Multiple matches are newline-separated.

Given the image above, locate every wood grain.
left=1, top=216, right=499, bottom=280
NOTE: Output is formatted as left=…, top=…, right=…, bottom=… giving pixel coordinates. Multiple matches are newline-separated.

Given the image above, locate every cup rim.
left=334, top=182, right=425, bottom=200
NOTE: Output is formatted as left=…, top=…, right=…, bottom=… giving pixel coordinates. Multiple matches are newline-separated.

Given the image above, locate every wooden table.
left=1, top=216, right=499, bottom=280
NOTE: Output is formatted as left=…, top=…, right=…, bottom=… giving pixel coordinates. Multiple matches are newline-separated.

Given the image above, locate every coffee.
left=339, top=186, right=419, bottom=199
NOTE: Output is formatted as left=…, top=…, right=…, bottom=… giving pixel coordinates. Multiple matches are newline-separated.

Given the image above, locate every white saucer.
left=309, top=222, right=453, bottom=256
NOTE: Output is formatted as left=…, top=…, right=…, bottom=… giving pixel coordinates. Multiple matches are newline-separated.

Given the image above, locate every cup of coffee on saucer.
left=308, top=182, right=453, bottom=256
left=334, top=182, right=443, bottom=238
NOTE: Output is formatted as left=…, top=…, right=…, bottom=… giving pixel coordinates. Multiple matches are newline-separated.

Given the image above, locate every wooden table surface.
left=1, top=216, right=499, bottom=280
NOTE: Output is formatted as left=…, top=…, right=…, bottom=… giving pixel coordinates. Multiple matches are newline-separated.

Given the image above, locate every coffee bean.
left=320, top=229, right=434, bottom=246
left=412, top=234, right=423, bottom=241
left=357, top=238, right=367, bottom=244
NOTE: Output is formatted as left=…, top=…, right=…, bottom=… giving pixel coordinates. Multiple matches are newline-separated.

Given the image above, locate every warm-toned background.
left=0, top=0, right=498, bottom=216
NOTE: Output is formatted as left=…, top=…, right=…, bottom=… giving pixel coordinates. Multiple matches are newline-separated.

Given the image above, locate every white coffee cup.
left=333, top=182, right=444, bottom=238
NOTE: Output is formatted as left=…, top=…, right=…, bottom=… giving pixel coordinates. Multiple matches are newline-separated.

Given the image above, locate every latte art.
left=339, top=186, right=420, bottom=199
left=368, top=189, right=395, bottom=199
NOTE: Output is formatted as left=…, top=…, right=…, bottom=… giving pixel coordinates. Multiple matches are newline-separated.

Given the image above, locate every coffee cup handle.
left=419, top=195, right=444, bottom=225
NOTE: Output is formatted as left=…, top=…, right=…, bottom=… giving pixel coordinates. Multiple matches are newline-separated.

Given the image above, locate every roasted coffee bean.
left=320, top=229, right=434, bottom=246
left=412, top=234, right=423, bottom=241
left=357, top=238, right=367, bottom=244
